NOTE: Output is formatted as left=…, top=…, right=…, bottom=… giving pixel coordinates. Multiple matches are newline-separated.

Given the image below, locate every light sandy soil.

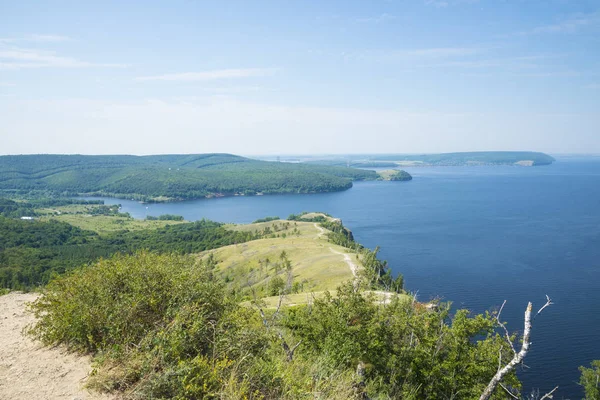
left=328, top=247, right=359, bottom=277
left=314, top=222, right=326, bottom=238
left=0, top=292, right=115, bottom=400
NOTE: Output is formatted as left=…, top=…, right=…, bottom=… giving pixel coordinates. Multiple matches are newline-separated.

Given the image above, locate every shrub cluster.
left=28, top=251, right=524, bottom=399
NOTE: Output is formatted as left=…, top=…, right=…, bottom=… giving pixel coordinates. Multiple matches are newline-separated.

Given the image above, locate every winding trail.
left=315, top=223, right=359, bottom=278
left=329, top=248, right=359, bottom=278
left=0, top=292, right=114, bottom=400
left=314, top=223, right=326, bottom=238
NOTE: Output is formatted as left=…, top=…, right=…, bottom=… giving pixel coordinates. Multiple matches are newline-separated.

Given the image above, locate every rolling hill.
left=0, top=153, right=379, bottom=201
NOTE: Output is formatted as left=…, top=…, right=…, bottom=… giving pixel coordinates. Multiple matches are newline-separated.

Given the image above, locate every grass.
left=216, top=219, right=412, bottom=307
left=204, top=220, right=363, bottom=305
left=254, top=290, right=411, bottom=308
left=38, top=208, right=405, bottom=307
left=38, top=204, right=184, bottom=235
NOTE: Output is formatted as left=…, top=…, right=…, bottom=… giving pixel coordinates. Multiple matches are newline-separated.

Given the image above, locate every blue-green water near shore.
left=87, top=156, right=600, bottom=397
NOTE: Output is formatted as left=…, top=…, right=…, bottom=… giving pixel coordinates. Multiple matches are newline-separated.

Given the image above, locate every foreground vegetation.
left=28, top=251, right=522, bottom=399
left=3, top=198, right=596, bottom=398
left=0, top=153, right=379, bottom=201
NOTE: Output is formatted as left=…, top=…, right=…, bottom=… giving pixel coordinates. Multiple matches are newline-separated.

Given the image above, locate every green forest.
left=301, top=151, right=556, bottom=167
left=0, top=213, right=261, bottom=289
left=0, top=154, right=379, bottom=201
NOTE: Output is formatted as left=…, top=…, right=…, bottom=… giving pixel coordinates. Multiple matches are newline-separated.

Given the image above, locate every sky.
left=0, top=0, right=599, bottom=155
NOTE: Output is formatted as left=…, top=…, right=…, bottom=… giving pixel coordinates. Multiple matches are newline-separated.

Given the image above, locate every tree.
left=580, top=360, right=600, bottom=400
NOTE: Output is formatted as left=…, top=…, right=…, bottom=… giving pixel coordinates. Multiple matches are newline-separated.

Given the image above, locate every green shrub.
left=28, top=251, right=226, bottom=353
left=580, top=360, right=600, bottom=400
left=27, top=251, right=524, bottom=399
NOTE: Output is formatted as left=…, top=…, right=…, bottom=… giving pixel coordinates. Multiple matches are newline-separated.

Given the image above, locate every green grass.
left=38, top=204, right=184, bottom=234
left=204, top=220, right=362, bottom=304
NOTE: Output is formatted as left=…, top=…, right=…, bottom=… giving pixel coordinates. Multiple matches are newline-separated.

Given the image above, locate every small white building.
left=20, top=216, right=34, bottom=220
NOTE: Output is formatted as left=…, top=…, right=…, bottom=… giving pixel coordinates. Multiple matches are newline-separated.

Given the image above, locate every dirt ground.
left=0, top=292, right=114, bottom=400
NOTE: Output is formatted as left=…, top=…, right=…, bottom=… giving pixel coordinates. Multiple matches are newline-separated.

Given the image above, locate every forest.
left=0, top=153, right=379, bottom=201
left=301, top=151, right=556, bottom=167
left=0, top=214, right=261, bottom=289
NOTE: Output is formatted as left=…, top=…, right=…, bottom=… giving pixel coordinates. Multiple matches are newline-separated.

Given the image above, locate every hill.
left=300, top=151, right=556, bottom=167
left=0, top=154, right=378, bottom=201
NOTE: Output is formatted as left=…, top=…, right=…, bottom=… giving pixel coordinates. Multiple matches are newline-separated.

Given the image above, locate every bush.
left=252, top=216, right=280, bottom=223
left=28, top=251, right=225, bottom=353
left=28, top=251, right=273, bottom=398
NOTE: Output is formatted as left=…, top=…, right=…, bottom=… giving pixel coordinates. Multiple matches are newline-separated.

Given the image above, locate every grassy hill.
left=0, top=154, right=378, bottom=201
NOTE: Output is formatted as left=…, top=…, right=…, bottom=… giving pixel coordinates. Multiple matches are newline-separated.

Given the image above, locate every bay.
left=86, top=157, right=600, bottom=397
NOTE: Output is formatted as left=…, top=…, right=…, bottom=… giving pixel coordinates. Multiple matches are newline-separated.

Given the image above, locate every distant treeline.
left=0, top=153, right=379, bottom=201
left=303, top=151, right=556, bottom=167
left=0, top=216, right=262, bottom=290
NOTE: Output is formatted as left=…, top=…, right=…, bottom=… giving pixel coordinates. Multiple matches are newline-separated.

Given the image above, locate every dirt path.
left=314, top=223, right=326, bottom=238
left=329, top=248, right=359, bottom=277
left=315, top=223, right=359, bottom=278
left=0, top=292, right=114, bottom=400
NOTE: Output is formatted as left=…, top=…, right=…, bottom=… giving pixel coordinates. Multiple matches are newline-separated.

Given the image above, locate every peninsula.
left=285, top=151, right=556, bottom=167
left=0, top=154, right=411, bottom=202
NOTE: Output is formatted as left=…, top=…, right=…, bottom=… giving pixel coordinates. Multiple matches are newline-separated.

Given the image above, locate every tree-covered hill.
left=301, top=151, right=556, bottom=167
left=0, top=154, right=378, bottom=201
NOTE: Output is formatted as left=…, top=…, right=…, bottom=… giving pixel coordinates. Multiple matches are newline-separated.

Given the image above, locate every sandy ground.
left=328, top=247, right=359, bottom=277
left=0, top=292, right=115, bottom=400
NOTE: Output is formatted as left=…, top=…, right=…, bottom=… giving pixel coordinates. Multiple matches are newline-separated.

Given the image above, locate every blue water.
left=87, top=157, right=600, bottom=398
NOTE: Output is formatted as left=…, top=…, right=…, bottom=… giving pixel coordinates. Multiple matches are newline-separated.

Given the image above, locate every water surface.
left=88, top=157, right=600, bottom=397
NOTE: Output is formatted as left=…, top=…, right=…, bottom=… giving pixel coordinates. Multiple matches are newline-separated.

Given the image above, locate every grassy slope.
left=37, top=204, right=183, bottom=235
left=36, top=208, right=407, bottom=307
left=209, top=217, right=409, bottom=307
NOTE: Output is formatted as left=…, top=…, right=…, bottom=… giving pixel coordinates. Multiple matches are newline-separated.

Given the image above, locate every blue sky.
left=1, top=0, right=598, bottom=155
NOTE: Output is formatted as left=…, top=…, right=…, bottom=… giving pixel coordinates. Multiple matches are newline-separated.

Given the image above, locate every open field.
left=37, top=204, right=184, bottom=234
left=205, top=220, right=359, bottom=297
left=40, top=213, right=183, bottom=234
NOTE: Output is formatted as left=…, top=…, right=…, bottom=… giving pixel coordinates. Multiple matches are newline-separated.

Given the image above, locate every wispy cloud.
left=517, top=12, right=600, bottom=35
left=0, top=34, right=71, bottom=43
left=0, top=46, right=128, bottom=70
left=424, top=0, right=479, bottom=8
left=401, top=47, right=478, bottom=57
left=429, top=54, right=562, bottom=70
left=424, top=0, right=448, bottom=7
left=135, top=68, right=277, bottom=82
left=355, top=13, right=397, bottom=23
left=338, top=46, right=479, bottom=63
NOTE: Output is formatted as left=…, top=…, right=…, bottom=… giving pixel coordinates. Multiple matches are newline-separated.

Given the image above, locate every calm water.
left=87, top=157, right=600, bottom=398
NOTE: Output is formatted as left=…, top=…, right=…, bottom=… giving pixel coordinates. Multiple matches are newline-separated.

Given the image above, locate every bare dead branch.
left=535, top=295, right=553, bottom=319
left=275, top=292, right=284, bottom=315
left=254, top=299, right=299, bottom=362
left=496, top=300, right=517, bottom=356
left=480, top=301, right=535, bottom=400
left=499, top=383, right=519, bottom=399
left=539, top=386, right=559, bottom=400
left=289, top=340, right=302, bottom=360
left=481, top=297, right=555, bottom=400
